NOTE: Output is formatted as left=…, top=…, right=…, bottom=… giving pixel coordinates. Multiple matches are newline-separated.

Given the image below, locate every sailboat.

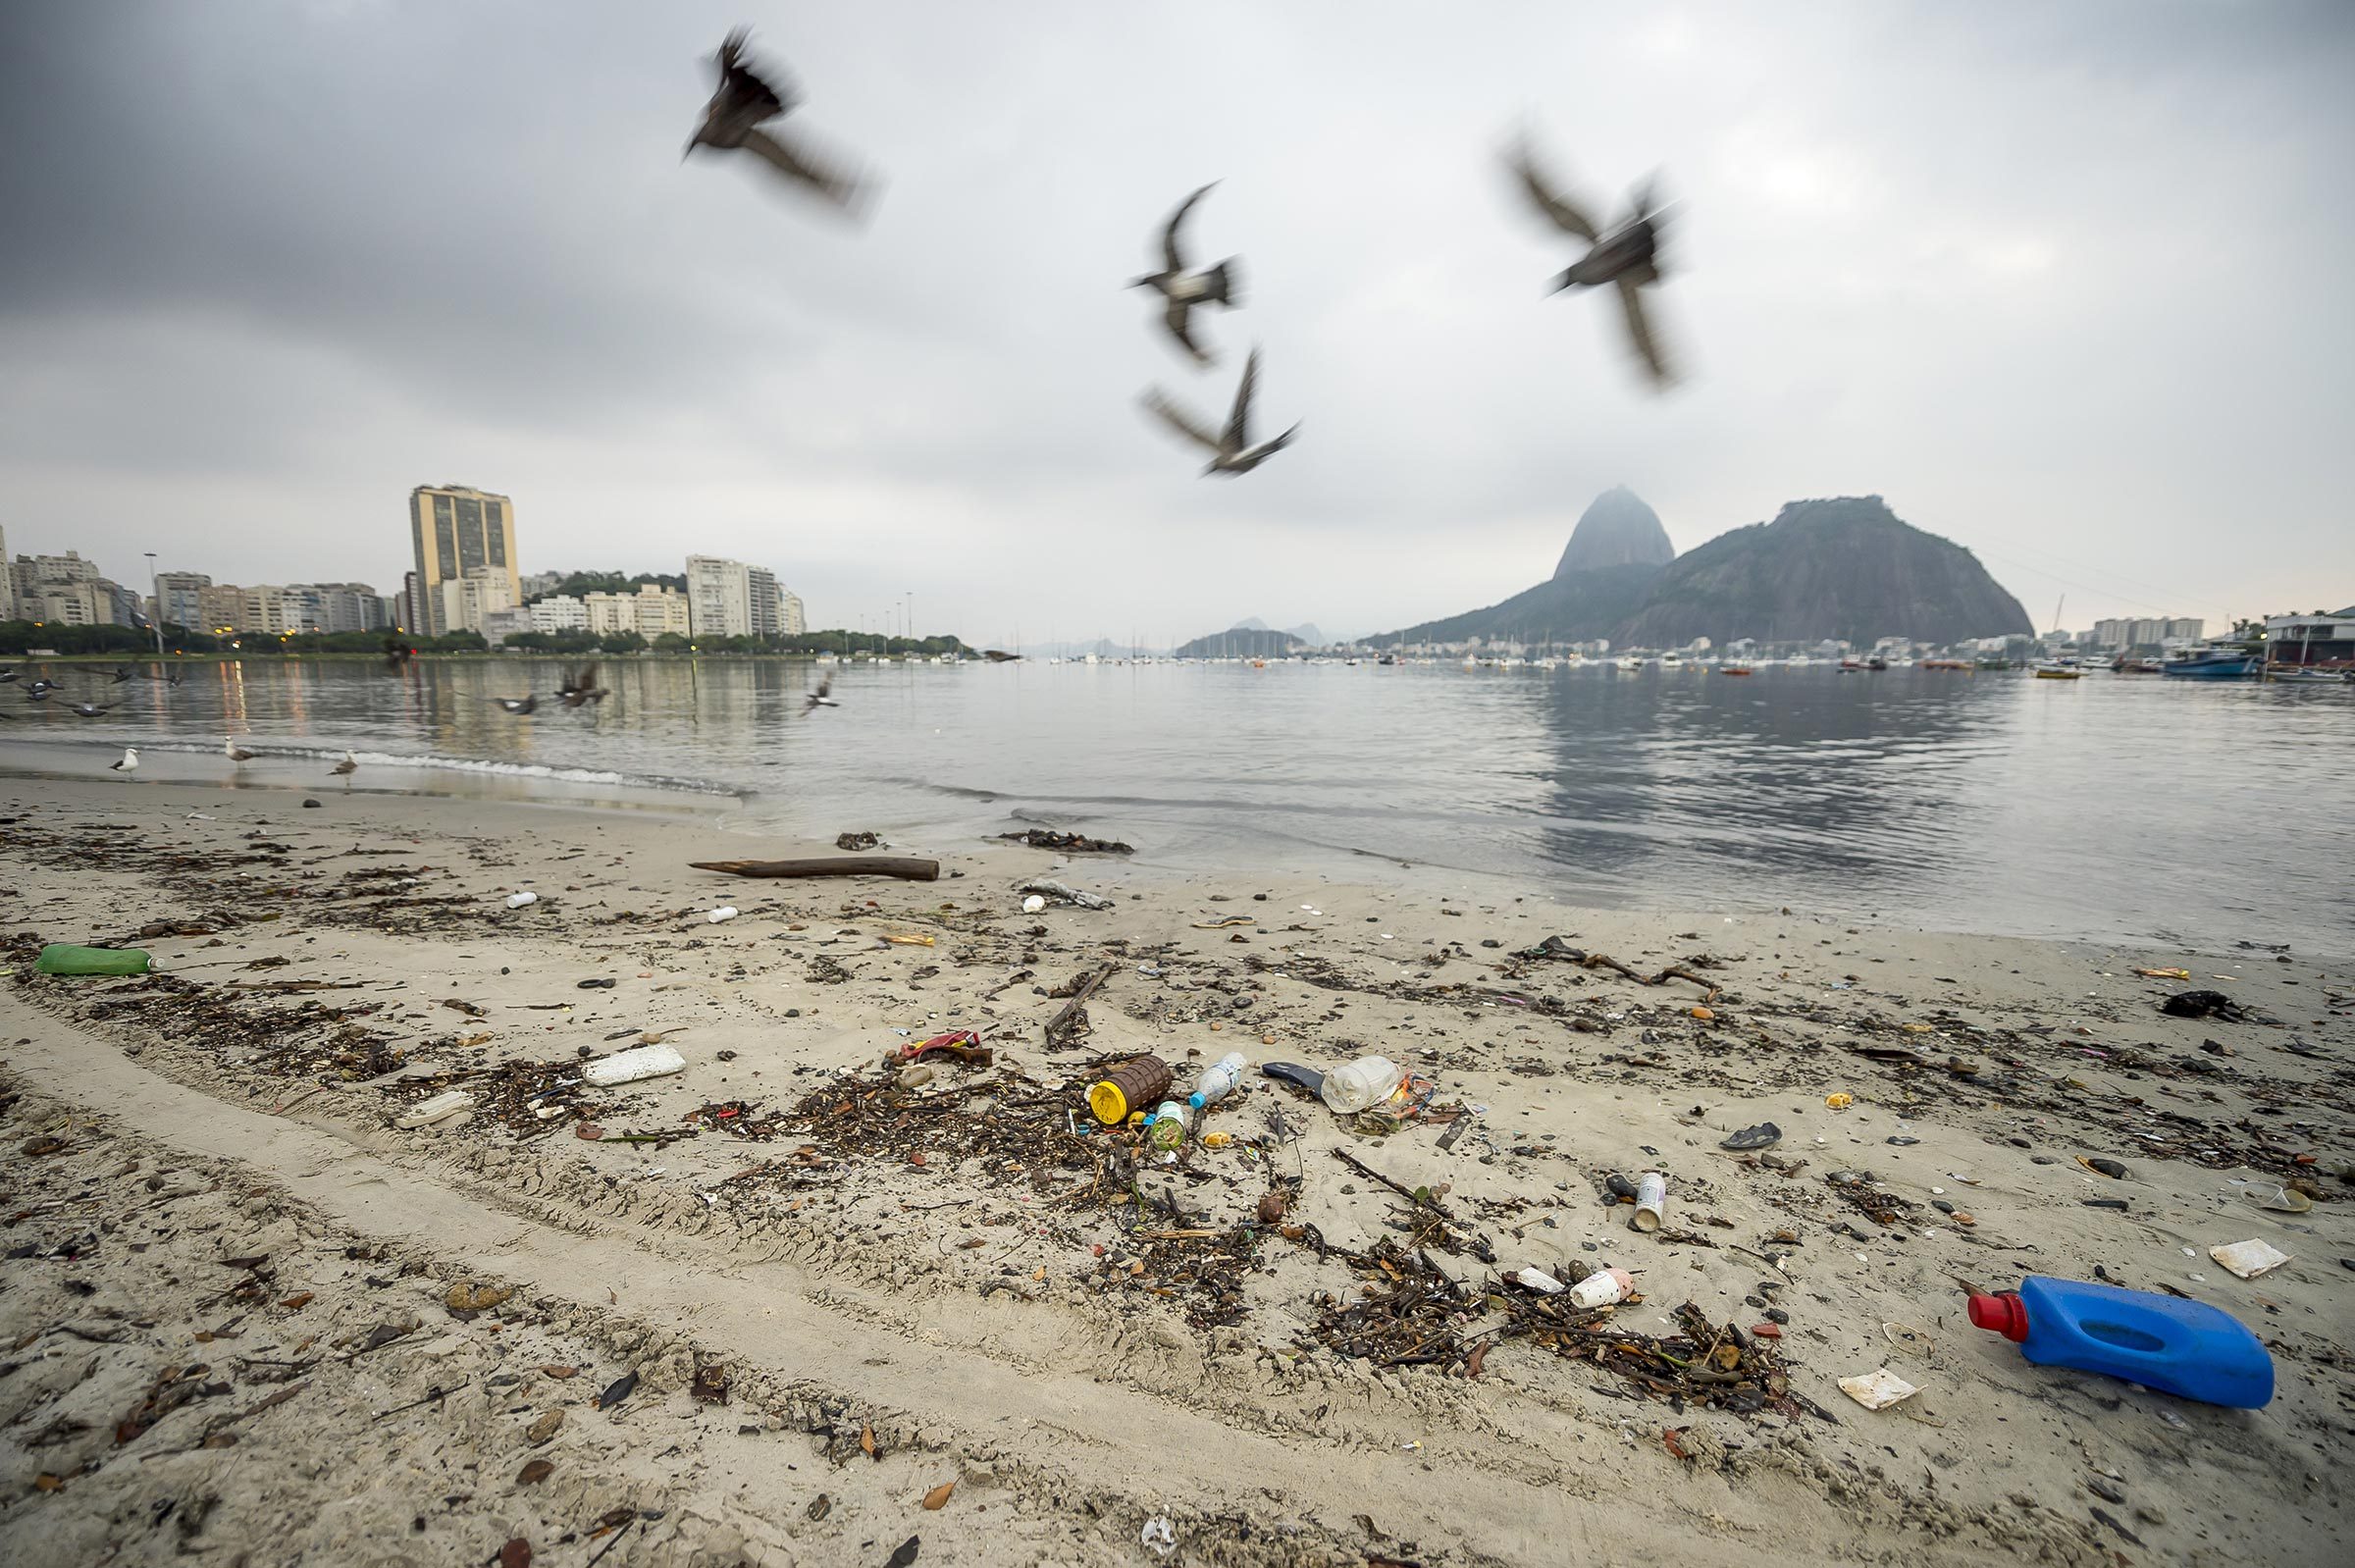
left=2034, top=596, right=2083, bottom=680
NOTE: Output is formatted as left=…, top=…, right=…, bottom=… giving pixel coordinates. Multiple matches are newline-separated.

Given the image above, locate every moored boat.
left=2161, top=647, right=2260, bottom=679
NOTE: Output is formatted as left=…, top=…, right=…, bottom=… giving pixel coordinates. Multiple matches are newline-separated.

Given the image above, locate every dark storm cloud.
left=2, top=2, right=2349, bottom=641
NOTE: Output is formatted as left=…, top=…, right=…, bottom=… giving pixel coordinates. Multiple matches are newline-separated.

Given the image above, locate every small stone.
left=1763, top=1306, right=1789, bottom=1325
left=445, top=1280, right=514, bottom=1313
left=525, top=1409, right=562, bottom=1446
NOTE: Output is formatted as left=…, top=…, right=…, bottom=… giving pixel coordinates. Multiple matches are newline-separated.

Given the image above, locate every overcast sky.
left=3, top=1, right=2349, bottom=645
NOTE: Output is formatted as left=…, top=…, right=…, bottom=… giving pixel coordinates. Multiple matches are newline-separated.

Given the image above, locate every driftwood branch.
left=691, top=857, right=939, bottom=883
left=1044, top=963, right=1118, bottom=1048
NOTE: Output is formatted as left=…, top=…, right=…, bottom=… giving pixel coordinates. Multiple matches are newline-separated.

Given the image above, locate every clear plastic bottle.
left=1320, top=1056, right=1403, bottom=1114
left=1147, top=1100, right=1193, bottom=1152
left=1187, top=1052, right=1249, bottom=1112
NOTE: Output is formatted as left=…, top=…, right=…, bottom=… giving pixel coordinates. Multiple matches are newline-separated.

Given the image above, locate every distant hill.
left=1229, top=616, right=1327, bottom=647
left=1176, top=625, right=1304, bottom=658
left=1613, top=496, right=2033, bottom=647
left=1374, top=491, right=2031, bottom=650
left=1554, top=486, right=1674, bottom=578
left=1375, top=562, right=1663, bottom=648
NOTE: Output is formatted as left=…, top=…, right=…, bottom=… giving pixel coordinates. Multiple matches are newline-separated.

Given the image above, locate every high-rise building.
left=284, top=582, right=387, bottom=634
left=685, top=555, right=795, bottom=639
left=632, top=584, right=691, bottom=638
left=778, top=588, right=807, bottom=638
left=530, top=596, right=590, bottom=633
left=153, top=571, right=211, bottom=630
left=0, top=527, right=11, bottom=619
left=746, top=565, right=780, bottom=637
left=437, top=566, right=514, bottom=637
left=408, top=485, right=519, bottom=636
left=10, top=551, right=114, bottom=626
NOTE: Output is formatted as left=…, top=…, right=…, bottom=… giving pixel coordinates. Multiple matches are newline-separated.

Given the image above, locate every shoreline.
left=1, top=775, right=2347, bottom=1565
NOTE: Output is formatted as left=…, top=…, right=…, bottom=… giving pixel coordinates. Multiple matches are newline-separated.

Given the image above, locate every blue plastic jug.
left=1968, top=1277, right=2274, bottom=1409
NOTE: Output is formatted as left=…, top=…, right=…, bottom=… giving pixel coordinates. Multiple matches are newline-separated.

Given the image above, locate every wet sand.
left=2, top=774, right=2348, bottom=1566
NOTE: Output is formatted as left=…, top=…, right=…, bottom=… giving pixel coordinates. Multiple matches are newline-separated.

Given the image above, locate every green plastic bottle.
left=34, top=944, right=152, bottom=976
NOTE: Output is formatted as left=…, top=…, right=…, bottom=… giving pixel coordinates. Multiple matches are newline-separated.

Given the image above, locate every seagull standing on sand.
left=330, top=752, right=357, bottom=785
left=802, top=672, right=839, bottom=716
left=685, top=28, right=871, bottom=213
left=1140, top=346, right=1299, bottom=476
left=225, top=736, right=256, bottom=764
left=1507, top=136, right=1678, bottom=387
left=110, top=748, right=138, bottom=775
left=1131, top=183, right=1242, bottom=364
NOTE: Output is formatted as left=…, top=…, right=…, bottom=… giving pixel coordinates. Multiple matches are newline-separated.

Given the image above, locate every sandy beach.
left=2, top=772, right=2347, bottom=1567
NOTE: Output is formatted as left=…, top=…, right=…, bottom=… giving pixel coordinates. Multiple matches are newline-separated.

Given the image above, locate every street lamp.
left=144, top=551, right=163, bottom=656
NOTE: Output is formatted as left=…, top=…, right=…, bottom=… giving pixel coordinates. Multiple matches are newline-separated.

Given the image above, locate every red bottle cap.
left=1967, top=1291, right=2029, bottom=1342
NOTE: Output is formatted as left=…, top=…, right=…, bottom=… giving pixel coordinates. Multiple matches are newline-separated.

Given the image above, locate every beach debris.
left=707, top=906, right=740, bottom=923
left=1193, top=914, right=1256, bottom=929
left=1503, top=937, right=1717, bottom=994
left=1320, top=1055, right=1403, bottom=1114
left=1630, top=1171, right=1668, bottom=1232
left=1140, top=1517, right=1178, bottom=1558
left=920, top=1480, right=956, bottom=1510
left=505, top=891, right=538, bottom=909
left=999, top=827, right=1133, bottom=854
left=691, top=855, right=941, bottom=882
left=2135, top=967, right=2193, bottom=980
left=2077, top=1157, right=2128, bottom=1179
left=34, top=943, right=152, bottom=976
left=692, top=1362, right=730, bottom=1404
left=1510, top=1267, right=1565, bottom=1293
left=445, top=1280, right=514, bottom=1313
left=1569, top=1267, right=1635, bottom=1308
left=1720, top=1123, right=1780, bottom=1152
left=1017, top=878, right=1113, bottom=911
left=886, top=1536, right=920, bottom=1568
left=1838, top=1367, right=1919, bottom=1411
left=1044, top=962, right=1118, bottom=1047
left=394, top=1091, right=476, bottom=1129
left=2210, top=1239, right=2292, bottom=1280
left=498, top=1540, right=532, bottom=1568
left=582, top=1044, right=685, bottom=1087
left=2162, top=989, right=2261, bottom=1021
left=2250, top=1184, right=2313, bottom=1214
left=526, top=1409, right=563, bottom=1445
left=1020, top=895, right=1047, bottom=914
left=596, top=1370, right=639, bottom=1410
left=1087, top=1055, right=1173, bottom=1125
left=517, top=1459, right=554, bottom=1486
left=1824, top=1093, right=1854, bottom=1111
left=835, top=831, right=882, bottom=851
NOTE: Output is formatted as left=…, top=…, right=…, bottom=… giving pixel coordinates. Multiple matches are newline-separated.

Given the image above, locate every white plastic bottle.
left=1320, top=1056, right=1403, bottom=1114
left=1187, top=1052, right=1249, bottom=1112
left=505, top=891, right=538, bottom=909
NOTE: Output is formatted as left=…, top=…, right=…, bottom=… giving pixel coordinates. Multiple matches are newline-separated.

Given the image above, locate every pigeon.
left=1130, top=183, right=1242, bottom=364
left=1139, top=346, right=1299, bottom=476
left=685, top=27, right=870, bottom=213
left=224, top=736, right=256, bottom=764
left=26, top=679, right=60, bottom=697
left=383, top=636, right=413, bottom=673
left=68, top=702, right=111, bottom=717
left=0, top=668, right=17, bottom=683
left=802, top=672, right=838, bottom=716
left=110, top=747, right=137, bottom=774
left=1507, top=136, right=1677, bottom=386
left=104, top=665, right=133, bottom=684
left=557, top=663, right=608, bottom=709
left=330, top=752, right=358, bottom=781
left=489, top=695, right=539, bottom=714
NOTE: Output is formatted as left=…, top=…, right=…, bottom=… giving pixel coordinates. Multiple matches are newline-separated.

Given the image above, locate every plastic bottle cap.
left=1966, top=1291, right=2029, bottom=1341
left=1087, top=1081, right=1129, bottom=1125
left=1186, top=1093, right=1207, bottom=1110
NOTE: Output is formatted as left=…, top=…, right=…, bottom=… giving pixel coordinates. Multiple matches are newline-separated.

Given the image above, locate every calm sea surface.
left=5, top=657, right=2350, bottom=955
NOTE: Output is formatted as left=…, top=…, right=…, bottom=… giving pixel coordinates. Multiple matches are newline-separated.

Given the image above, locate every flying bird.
left=110, top=747, right=138, bottom=775
left=685, top=27, right=871, bottom=213
left=26, top=679, right=60, bottom=698
left=1130, top=183, right=1242, bottom=364
left=104, top=665, right=134, bottom=684
left=383, top=636, right=413, bottom=673
left=0, top=669, right=17, bottom=683
left=802, top=672, right=838, bottom=716
left=225, top=736, right=257, bottom=764
left=557, top=663, right=608, bottom=708
left=330, top=752, right=358, bottom=783
left=1140, top=346, right=1299, bottom=476
left=489, top=694, right=539, bottom=714
left=1507, top=136, right=1678, bottom=387
left=69, top=702, right=112, bottom=717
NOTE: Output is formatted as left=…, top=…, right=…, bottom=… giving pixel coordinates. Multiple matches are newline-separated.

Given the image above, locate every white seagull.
left=225, top=736, right=257, bottom=764
left=110, top=747, right=138, bottom=775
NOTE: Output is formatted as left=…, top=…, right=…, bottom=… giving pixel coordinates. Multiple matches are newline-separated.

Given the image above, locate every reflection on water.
left=3, top=656, right=2350, bottom=953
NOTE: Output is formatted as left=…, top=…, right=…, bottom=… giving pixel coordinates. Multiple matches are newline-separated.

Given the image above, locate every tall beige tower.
left=408, top=485, right=519, bottom=636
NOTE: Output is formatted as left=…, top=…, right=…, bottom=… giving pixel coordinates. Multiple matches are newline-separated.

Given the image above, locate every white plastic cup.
left=706, top=907, right=738, bottom=923
left=1631, top=1171, right=1667, bottom=1232
left=505, top=891, right=538, bottom=909
left=1568, top=1267, right=1635, bottom=1308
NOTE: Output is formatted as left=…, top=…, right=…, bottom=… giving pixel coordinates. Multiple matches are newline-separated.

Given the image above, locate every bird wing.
left=738, top=128, right=867, bottom=211
left=1161, top=182, right=1215, bottom=272
left=1139, top=388, right=1224, bottom=454
left=1223, top=348, right=1262, bottom=449
left=1613, top=277, right=1675, bottom=387
left=710, top=27, right=793, bottom=129
left=816, top=673, right=832, bottom=700
left=1161, top=296, right=1211, bottom=363
left=1508, top=140, right=1598, bottom=241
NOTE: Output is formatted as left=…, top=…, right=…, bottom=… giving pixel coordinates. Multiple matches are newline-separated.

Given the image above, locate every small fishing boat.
left=2161, top=647, right=2260, bottom=679
left=2033, top=660, right=2084, bottom=680
left=2266, top=665, right=2352, bottom=685
left=1838, top=658, right=1864, bottom=672
left=2110, top=656, right=2163, bottom=674
left=1919, top=658, right=1970, bottom=671
left=1718, top=664, right=1753, bottom=676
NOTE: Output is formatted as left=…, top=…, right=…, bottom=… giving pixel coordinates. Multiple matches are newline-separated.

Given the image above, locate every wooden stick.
left=1044, top=963, right=1117, bottom=1046
left=690, top=856, right=939, bottom=882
